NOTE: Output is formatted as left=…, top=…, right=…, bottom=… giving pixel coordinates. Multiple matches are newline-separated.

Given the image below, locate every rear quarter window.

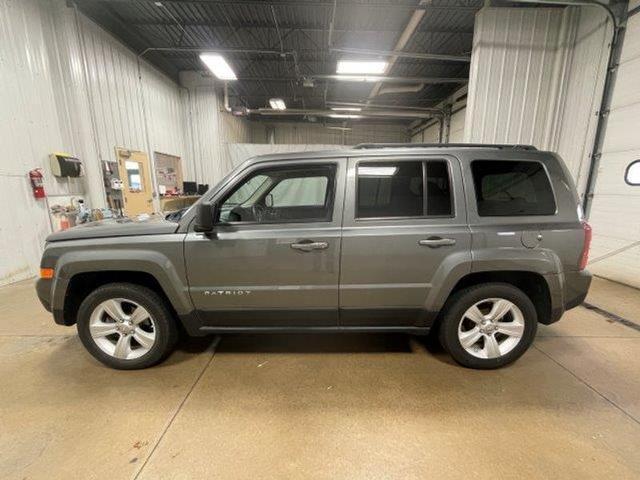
left=472, top=160, right=556, bottom=216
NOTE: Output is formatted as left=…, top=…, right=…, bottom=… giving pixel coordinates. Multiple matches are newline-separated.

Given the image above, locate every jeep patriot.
left=36, top=144, right=592, bottom=369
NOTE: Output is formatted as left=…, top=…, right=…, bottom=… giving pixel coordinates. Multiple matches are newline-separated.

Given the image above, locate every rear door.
left=339, top=155, right=471, bottom=327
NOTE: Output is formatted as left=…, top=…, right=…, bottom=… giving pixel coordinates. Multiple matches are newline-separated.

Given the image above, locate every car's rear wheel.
left=438, top=283, right=537, bottom=369
left=77, top=283, right=178, bottom=369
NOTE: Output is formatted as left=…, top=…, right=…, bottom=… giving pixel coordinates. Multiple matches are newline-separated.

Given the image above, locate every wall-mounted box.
left=50, top=153, right=84, bottom=178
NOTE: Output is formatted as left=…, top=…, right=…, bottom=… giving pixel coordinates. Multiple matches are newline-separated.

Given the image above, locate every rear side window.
left=472, top=160, right=556, bottom=216
left=356, top=160, right=452, bottom=218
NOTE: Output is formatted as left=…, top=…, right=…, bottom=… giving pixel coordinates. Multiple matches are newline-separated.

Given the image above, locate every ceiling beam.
left=132, top=1, right=481, bottom=12
left=129, top=20, right=474, bottom=36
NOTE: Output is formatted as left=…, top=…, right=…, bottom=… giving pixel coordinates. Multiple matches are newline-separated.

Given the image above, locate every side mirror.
left=194, top=203, right=215, bottom=232
left=265, top=193, right=274, bottom=208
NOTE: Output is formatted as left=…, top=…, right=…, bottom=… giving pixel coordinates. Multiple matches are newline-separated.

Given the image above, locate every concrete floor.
left=1, top=278, right=639, bottom=479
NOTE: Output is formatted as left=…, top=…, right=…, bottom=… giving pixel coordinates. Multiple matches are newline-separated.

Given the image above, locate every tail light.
left=579, top=221, right=592, bottom=270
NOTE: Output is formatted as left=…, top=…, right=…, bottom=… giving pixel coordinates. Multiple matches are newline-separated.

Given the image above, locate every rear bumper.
left=563, top=269, right=592, bottom=311
left=544, top=269, right=592, bottom=324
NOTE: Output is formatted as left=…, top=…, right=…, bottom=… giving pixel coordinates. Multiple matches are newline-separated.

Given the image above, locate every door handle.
left=290, top=241, right=329, bottom=252
left=419, top=237, right=456, bottom=248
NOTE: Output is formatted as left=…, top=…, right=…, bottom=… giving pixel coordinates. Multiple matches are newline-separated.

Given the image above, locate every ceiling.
left=76, top=0, right=485, bottom=124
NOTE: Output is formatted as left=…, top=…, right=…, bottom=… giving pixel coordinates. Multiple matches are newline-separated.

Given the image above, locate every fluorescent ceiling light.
left=358, top=166, right=398, bottom=177
left=330, top=107, right=362, bottom=112
left=333, top=75, right=381, bottom=82
left=329, top=113, right=362, bottom=119
left=199, top=53, right=237, bottom=80
left=269, top=98, right=286, bottom=110
left=337, top=60, right=387, bottom=75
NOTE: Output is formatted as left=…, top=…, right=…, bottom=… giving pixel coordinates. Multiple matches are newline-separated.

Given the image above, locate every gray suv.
left=36, top=144, right=592, bottom=370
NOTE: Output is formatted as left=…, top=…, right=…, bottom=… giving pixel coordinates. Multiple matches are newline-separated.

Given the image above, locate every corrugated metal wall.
left=255, top=122, right=409, bottom=145
left=411, top=122, right=440, bottom=143
left=0, top=0, right=83, bottom=284
left=179, top=71, right=252, bottom=187
left=587, top=2, right=640, bottom=288
left=0, top=0, right=192, bottom=285
left=410, top=108, right=465, bottom=144
left=464, top=6, right=610, bottom=197
left=449, top=109, right=466, bottom=143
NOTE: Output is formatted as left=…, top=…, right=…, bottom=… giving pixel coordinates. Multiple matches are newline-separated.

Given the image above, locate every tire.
left=438, top=283, right=537, bottom=369
left=77, top=283, right=178, bottom=370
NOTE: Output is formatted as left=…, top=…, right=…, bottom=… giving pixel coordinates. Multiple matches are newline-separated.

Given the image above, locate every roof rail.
left=353, top=143, right=538, bottom=151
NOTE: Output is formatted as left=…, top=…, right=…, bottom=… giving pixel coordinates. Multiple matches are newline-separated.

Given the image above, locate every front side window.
left=356, top=160, right=452, bottom=219
left=472, top=160, right=556, bottom=216
left=219, top=164, right=336, bottom=224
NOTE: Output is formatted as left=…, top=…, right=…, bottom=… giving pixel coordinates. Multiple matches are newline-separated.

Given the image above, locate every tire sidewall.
left=440, top=283, right=538, bottom=369
left=77, top=283, right=176, bottom=370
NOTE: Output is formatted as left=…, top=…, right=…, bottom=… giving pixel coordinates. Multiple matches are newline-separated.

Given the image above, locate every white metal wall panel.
left=449, top=109, right=466, bottom=143
left=464, top=6, right=610, bottom=198
left=587, top=6, right=640, bottom=288
left=554, top=6, right=611, bottom=195
left=179, top=72, right=252, bottom=186
left=0, top=0, right=75, bottom=283
left=0, top=0, right=190, bottom=285
left=410, top=109, right=465, bottom=144
left=465, top=7, right=570, bottom=146
left=265, top=122, right=408, bottom=145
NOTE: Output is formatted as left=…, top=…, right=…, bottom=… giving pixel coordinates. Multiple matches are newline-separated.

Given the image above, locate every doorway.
left=115, top=148, right=154, bottom=216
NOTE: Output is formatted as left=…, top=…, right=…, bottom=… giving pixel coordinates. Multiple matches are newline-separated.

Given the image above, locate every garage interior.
left=1, top=0, right=640, bottom=478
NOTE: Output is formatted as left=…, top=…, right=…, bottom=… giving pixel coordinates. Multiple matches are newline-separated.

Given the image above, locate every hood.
left=46, top=216, right=179, bottom=242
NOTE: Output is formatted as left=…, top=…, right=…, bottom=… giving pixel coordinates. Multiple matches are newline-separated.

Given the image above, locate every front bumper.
left=36, top=278, right=53, bottom=312
left=36, top=277, right=69, bottom=325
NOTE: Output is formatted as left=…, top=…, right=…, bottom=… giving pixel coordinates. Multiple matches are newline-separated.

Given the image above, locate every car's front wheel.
left=438, top=283, right=538, bottom=369
left=76, top=283, right=178, bottom=369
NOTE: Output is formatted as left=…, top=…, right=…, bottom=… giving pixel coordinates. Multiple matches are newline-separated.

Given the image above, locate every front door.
left=116, top=148, right=154, bottom=216
left=184, top=159, right=345, bottom=329
left=339, top=155, right=471, bottom=327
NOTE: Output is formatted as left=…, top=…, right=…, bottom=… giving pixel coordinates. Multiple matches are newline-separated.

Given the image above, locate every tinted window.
left=357, top=160, right=452, bottom=218
left=472, top=160, right=556, bottom=216
left=357, top=161, right=423, bottom=218
left=219, top=165, right=336, bottom=223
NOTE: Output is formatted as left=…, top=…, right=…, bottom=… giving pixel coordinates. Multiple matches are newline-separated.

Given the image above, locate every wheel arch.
left=52, top=250, right=193, bottom=326
left=438, top=270, right=553, bottom=325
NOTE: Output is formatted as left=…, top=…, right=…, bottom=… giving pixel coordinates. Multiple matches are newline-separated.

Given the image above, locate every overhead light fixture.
left=199, top=53, right=237, bottom=80
left=330, top=107, right=362, bottom=112
left=336, top=60, right=387, bottom=75
left=329, top=113, right=362, bottom=119
left=333, top=75, right=382, bottom=82
left=269, top=98, right=286, bottom=110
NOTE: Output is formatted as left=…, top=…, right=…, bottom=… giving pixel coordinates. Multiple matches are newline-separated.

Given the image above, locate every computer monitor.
left=183, top=181, right=197, bottom=195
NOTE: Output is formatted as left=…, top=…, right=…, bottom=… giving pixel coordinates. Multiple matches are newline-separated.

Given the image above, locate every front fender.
left=52, top=249, right=193, bottom=315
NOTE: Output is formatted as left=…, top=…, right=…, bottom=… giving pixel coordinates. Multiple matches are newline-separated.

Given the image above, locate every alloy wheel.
left=457, top=298, right=525, bottom=359
left=89, top=298, right=157, bottom=360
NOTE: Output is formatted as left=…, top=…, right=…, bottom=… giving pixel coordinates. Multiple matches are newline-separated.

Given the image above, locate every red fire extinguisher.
left=29, top=168, right=46, bottom=199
